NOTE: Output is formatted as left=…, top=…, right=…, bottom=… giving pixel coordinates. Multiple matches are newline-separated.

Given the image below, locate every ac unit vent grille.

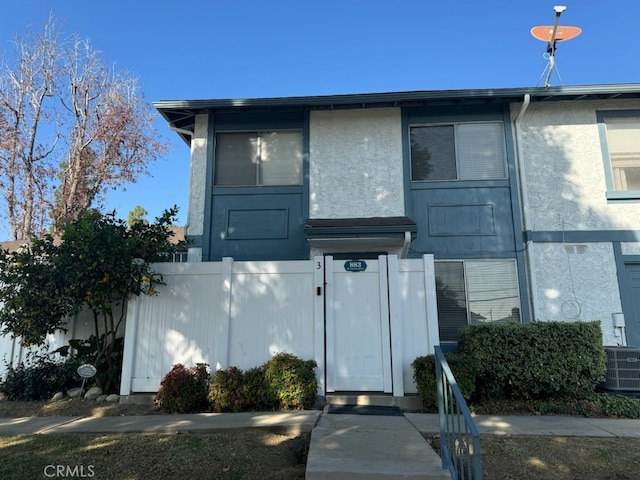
left=602, top=346, right=640, bottom=392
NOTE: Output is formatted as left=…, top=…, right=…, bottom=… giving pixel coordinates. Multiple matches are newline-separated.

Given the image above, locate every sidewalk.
left=0, top=410, right=322, bottom=436
left=405, top=413, right=640, bottom=437
left=1, top=411, right=639, bottom=437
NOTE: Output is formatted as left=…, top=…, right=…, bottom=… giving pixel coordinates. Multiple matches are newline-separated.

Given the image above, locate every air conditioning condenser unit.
left=602, top=346, right=640, bottom=392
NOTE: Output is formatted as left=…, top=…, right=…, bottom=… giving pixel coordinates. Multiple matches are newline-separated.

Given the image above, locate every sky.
left=1, top=0, right=639, bottom=229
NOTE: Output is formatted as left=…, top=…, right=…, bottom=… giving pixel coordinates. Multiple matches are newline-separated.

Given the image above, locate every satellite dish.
left=531, top=6, right=582, bottom=87
left=530, top=25, right=582, bottom=43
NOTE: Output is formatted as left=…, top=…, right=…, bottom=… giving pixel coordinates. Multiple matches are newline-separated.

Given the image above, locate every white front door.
left=325, top=255, right=392, bottom=392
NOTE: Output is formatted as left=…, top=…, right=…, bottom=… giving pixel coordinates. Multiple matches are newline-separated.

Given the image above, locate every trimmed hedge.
left=209, top=353, right=318, bottom=412
left=411, top=352, right=477, bottom=410
left=458, top=321, right=606, bottom=400
left=264, top=353, right=318, bottom=410
left=208, top=366, right=273, bottom=412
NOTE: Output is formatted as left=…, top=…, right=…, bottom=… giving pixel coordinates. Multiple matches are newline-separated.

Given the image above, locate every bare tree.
left=0, top=16, right=60, bottom=240
left=0, top=16, right=170, bottom=239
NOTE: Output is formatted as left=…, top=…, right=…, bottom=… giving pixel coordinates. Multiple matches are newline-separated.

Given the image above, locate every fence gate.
left=324, top=255, right=393, bottom=393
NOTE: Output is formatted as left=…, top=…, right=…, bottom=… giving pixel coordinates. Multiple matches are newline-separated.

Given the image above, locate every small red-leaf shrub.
left=154, top=363, right=209, bottom=413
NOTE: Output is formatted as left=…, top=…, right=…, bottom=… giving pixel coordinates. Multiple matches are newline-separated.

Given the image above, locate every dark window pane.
left=434, top=261, right=468, bottom=342
left=410, top=126, right=456, bottom=181
left=215, top=133, right=257, bottom=185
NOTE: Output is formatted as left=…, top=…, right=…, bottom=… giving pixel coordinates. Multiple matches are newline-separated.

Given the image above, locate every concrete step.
left=305, top=413, right=450, bottom=480
left=325, top=394, right=423, bottom=411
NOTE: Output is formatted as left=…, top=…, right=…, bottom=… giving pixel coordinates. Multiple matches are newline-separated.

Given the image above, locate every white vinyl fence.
left=120, top=255, right=440, bottom=398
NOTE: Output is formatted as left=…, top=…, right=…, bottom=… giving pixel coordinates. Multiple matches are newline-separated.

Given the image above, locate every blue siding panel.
left=410, top=186, right=516, bottom=256
left=428, top=204, right=496, bottom=236
left=226, top=209, right=289, bottom=239
left=210, top=192, right=306, bottom=261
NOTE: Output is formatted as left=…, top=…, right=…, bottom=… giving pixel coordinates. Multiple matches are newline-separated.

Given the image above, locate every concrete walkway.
left=306, top=413, right=449, bottom=480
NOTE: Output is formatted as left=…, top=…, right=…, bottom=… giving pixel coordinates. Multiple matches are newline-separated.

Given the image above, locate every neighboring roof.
left=168, top=225, right=185, bottom=243
left=155, top=83, right=640, bottom=145
left=0, top=239, right=31, bottom=253
left=0, top=226, right=186, bottom=253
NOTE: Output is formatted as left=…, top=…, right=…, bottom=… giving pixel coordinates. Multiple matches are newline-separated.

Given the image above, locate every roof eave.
left=155, top=83, right=640, bottom=146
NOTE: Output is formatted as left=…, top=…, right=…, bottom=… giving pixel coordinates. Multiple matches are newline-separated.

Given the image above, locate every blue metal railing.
left=435, top=345, right=482, bottom=480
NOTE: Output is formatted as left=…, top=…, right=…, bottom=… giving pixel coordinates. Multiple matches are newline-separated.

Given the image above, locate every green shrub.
left=458, top=321, right=606, bottom=400
left=0, top=354, right=76, bottom=401
left=54, top=335, right=125, bottom=393
left=208, top=366, right=252, bottom=413
left=243, top=366, right=274, bottom=411
left=154, top=363, right=209, bottom=413
left=583, top=392, right=640, bottom=418
left=208, top=354, right=318, bottom=412
left=528, top=392, right=640, bottom=418
left=264, top=353, right=318, bottom=410
left=411, top=352, right=477, bottom=410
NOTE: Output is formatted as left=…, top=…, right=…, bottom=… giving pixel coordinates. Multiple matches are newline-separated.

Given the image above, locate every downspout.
left=513, top=94, right=539, bottom=321
left=400, top=231, right=411, bottom=259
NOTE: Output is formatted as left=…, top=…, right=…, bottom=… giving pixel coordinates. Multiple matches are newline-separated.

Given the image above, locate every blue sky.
left=1, top=0, right=638, bottom=228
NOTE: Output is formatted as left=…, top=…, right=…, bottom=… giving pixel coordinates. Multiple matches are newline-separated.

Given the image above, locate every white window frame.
left=598, top=110, right=640, bottom=200
left=409, top=121, right=507, bottom=182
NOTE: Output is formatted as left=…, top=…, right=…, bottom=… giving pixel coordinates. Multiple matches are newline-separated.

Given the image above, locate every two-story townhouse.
left=155, top=84, right=640, bottom=352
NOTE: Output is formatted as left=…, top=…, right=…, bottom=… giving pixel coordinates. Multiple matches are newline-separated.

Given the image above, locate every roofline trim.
left=154, top=83, right=640, bottom=111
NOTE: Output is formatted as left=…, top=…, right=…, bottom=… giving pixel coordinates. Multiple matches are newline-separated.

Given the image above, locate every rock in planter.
left=106, top=394, right=120, bottom=403
left=51, top=391, right=65, bottom=401
left=67, top=387, right=83, bottom=398
left=96, top=395, right=109, bottom=403
left=0, top=392, right=7, bottom=401
left=84, top=386, right=103, bottom=400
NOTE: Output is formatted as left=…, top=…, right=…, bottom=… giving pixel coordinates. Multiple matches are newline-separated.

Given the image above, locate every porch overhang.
left=304, top=217, right=417, bottom=258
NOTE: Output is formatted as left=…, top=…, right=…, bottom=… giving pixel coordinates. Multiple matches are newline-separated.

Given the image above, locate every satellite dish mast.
left=531, top=5, right=582, bottom=87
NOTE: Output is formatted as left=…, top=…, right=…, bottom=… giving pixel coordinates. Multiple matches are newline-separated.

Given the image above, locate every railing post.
left=435, top=347, right=447, bottom=471
left=435, top=345, right=482, bottom=480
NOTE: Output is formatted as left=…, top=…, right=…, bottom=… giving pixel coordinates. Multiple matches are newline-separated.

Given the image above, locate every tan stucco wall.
left=514, top=99, right=640, bottom=344
left=309, top=108, right=405, bottom=219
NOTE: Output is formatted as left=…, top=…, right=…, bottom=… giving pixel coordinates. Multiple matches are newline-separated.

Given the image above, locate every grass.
left=425, top=434, right=640, bottom=480
left=480, top=435, right=640, bottom=480
left=0, top=432, right=309, bottom=480
left=3, top=394, right=640, bottom=479
left=0, top=398, right=309, bottom=479
left=421, top=391, right=640, bottom=479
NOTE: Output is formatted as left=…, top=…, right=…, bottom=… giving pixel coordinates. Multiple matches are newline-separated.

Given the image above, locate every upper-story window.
left=410, top=122, right=506, bottom=181
left=214, top=130, right=303, bottom=186
left=598, top=112, right=640, bottom=198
